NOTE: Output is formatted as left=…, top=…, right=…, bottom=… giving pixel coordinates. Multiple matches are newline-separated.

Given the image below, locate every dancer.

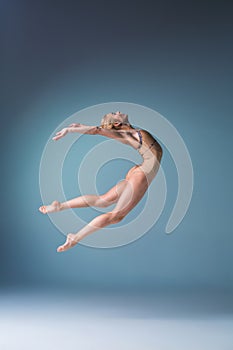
left=39, top=111, right=163, bottom=252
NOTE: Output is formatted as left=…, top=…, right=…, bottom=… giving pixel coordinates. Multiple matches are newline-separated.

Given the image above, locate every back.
left=139, top=129, right=163, bottom=154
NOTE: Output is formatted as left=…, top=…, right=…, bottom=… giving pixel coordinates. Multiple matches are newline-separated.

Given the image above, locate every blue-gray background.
left=1, top=0, right=232, bottom=293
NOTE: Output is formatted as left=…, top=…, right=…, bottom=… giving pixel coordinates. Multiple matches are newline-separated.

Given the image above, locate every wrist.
left=67, top=127, right=76, bottom=133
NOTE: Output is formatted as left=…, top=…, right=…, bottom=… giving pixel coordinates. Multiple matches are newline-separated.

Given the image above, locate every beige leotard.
left=135, top=129, right=163, bottom=183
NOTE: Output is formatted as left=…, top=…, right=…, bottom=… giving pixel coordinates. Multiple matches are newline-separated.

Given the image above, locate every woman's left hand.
left=52, top=127, right=69, bottom=141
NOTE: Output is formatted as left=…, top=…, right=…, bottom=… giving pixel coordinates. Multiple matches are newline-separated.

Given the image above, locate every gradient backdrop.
left=1, top=0, right=232, bottom=301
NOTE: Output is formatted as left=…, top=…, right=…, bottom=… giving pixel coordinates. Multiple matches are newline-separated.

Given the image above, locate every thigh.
left=125, top=165, right=140, bottom=180
left=112, top=171, right=149, bottom=216
left=101, top=179, right=128, bottom=204
left=101, top=164, right=143, bottom=204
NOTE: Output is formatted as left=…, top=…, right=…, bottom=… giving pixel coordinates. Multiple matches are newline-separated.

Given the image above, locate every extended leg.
left=39, top=180, right=127, bottom=214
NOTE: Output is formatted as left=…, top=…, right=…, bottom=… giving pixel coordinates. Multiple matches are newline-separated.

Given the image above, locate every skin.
left=39, top=111, right=162, bottom=252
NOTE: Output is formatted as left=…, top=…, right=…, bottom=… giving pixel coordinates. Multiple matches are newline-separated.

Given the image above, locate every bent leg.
left=57, top=211, right=123, bottom=252
left=112, top=171, right=149, bottom=217
left=57, top=172, right=149, bottom=253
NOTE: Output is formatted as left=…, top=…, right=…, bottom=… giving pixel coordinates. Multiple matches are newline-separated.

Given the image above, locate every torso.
left=126, top=128, right=163, bottom=182
left=130, top=129, right=162, bottom=160
left=137, top=129, right=162, bottom=155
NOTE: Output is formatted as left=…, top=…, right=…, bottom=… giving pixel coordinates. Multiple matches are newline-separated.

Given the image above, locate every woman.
left=39, top=111, right=163, bottom=252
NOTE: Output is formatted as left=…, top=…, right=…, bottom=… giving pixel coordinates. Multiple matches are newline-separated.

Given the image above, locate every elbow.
left=87, top=126, right=99, bottom=135
left=94, top=126, right=101, bottom=135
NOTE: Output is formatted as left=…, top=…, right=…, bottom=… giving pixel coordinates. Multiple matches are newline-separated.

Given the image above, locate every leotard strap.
left=137, top=130, right=143, bottom=149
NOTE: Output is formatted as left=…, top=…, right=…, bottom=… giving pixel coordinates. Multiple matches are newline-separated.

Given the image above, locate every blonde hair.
left=100, top=113, right=130, bottom=129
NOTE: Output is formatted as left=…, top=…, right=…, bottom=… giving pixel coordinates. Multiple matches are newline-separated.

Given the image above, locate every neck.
left=120, top=124, right=134, bottom=130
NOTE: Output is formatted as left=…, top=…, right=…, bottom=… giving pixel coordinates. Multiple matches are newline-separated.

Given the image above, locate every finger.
left=57, top=240, right=70, bottom=252
left=53, top=132, right=62, bottom=139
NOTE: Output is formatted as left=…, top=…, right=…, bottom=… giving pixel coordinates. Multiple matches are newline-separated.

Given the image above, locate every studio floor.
left=0, top=289, right=232, bottom=350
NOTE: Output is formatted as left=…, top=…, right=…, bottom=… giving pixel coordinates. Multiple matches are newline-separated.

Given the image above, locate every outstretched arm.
left=52, top=123, right=98, bottom=141
left=52, top=123, right=128, bottom=142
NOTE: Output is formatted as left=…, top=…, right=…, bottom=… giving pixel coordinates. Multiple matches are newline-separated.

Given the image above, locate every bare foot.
left=39, top=200, right=62, bottom=214
left=57, top=233, right=79, bottom=253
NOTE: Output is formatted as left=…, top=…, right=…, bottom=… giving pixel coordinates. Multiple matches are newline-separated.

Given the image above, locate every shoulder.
left=140, top=129, right=163, bottom=152
left=138, top=129, right=152, bottom=138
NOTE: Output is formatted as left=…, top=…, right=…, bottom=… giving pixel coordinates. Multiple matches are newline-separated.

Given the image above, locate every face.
left=101, top=111, right=129, bottom=128
left=111, top=111, right=128, bottom=119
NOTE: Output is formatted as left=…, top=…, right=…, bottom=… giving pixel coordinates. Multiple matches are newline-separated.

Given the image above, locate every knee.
left=97, top=194, right=117, bottom=208
left=109, top=211, right=126, bottom=224
left=97, top=197, right=109, bottom=208
left=95, top=196, right=111, bottom=208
